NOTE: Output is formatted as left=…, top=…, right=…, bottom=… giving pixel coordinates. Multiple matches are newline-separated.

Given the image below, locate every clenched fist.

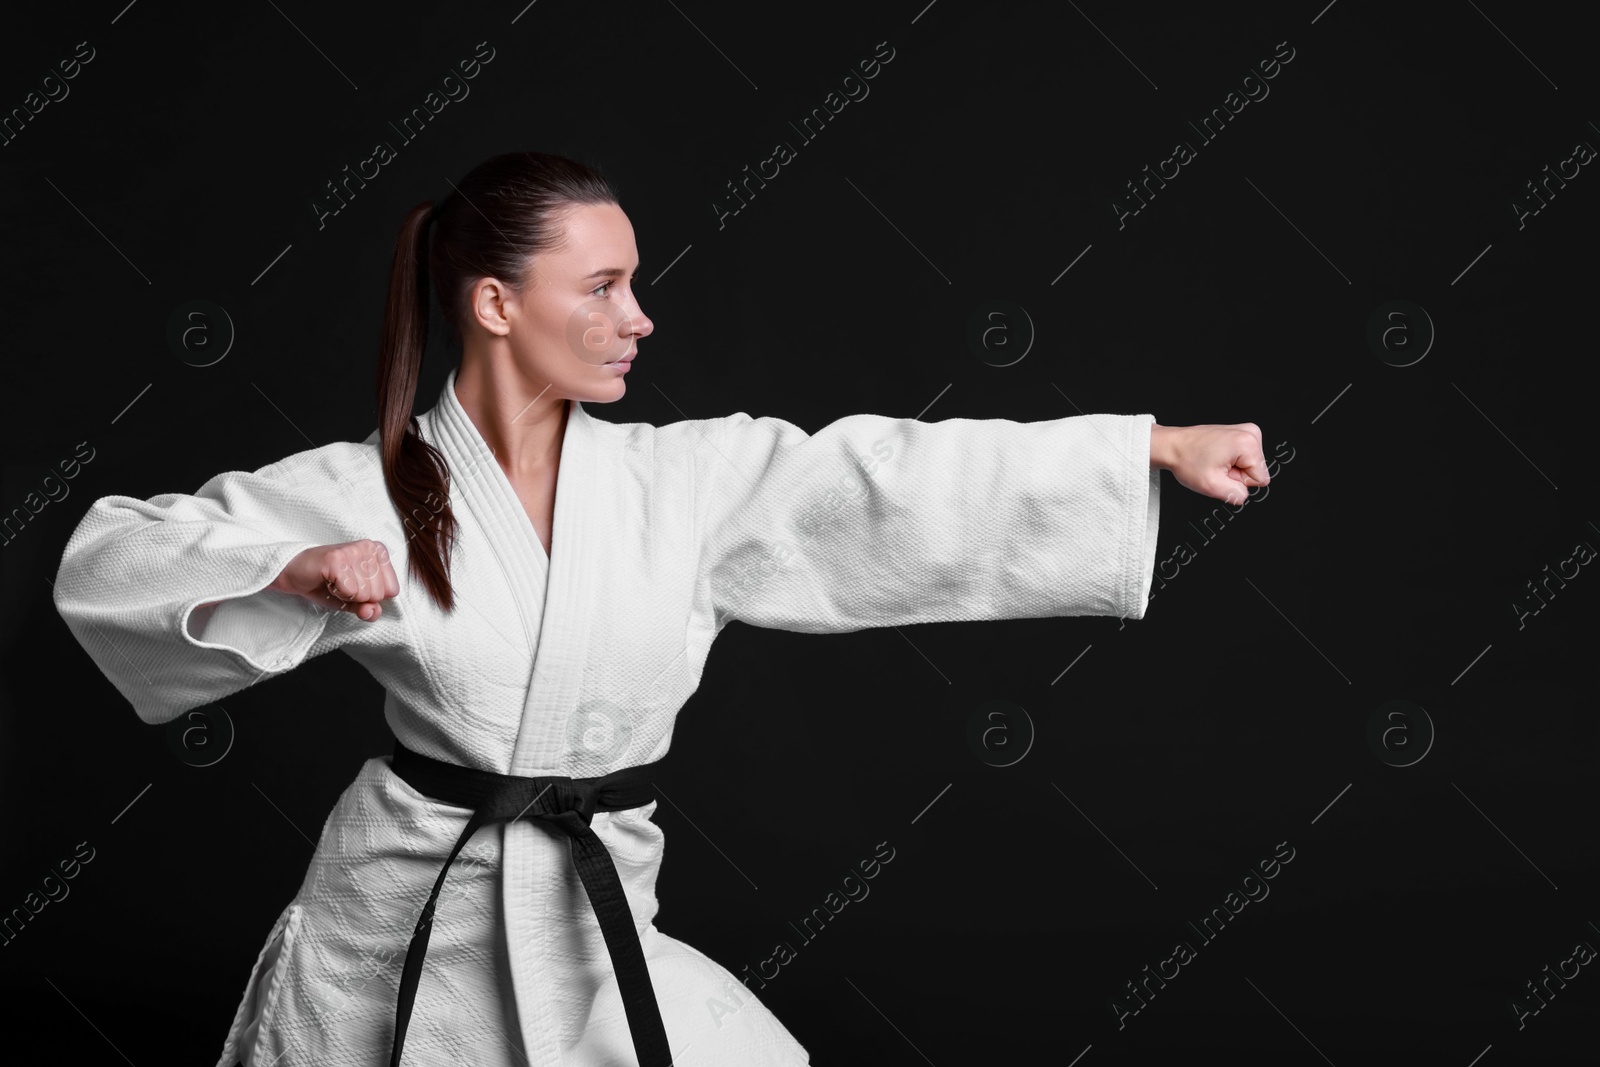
left=1151, top=423, right=1271, bottom=506
left=271, top=539, right=400, bottom=622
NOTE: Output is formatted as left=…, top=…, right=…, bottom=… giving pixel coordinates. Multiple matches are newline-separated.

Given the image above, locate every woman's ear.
left=469, top=276, right=515, bottom=337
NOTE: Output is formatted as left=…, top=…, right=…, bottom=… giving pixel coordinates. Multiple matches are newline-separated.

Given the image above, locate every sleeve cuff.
left=1121, top=414, right=1161, bottom=621
left=180, top=541, right=332, bottom=675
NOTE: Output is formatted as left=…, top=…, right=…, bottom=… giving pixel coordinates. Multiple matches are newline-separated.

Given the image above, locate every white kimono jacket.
left=52, top=367, right=1161, bottom=1066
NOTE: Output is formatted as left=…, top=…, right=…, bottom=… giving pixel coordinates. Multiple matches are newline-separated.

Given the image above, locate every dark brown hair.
left=375, top=151, right=620, bottom=612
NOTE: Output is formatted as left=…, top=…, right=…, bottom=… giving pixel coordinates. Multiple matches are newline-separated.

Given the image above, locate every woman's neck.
left=453, top=356, right=569, bottom=479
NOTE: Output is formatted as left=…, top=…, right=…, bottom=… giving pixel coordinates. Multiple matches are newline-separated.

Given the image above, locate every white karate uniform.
left=51, top=367, right=1161, bottom=1065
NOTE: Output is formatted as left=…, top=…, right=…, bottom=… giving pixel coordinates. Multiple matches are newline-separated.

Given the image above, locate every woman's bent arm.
left=51, top=441, right=395, bottom=725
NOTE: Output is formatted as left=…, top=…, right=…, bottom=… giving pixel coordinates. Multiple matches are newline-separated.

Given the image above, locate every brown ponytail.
left=376, top=201, right=460, bottom=612
left=374, top=152, right=620, bottom=613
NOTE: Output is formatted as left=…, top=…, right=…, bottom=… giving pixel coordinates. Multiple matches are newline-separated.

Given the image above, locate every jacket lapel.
left=424, top=368, right=596, bottom=775
left=510, top=389, right=598, bottom=777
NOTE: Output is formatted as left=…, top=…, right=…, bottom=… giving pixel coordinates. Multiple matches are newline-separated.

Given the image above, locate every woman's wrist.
left=1149, top=423, right=1176, bottom=470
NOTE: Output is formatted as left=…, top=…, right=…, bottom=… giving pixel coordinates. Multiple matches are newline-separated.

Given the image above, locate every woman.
left=52, top=151, right=1269, bottom=1067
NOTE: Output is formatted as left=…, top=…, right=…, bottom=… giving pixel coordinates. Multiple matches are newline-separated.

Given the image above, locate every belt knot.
left=479, top=774, right=599, bottom=830
left=537, top=777, right=595, bottom=827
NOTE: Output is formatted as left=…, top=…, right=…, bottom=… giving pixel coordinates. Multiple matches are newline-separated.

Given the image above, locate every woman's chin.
left=573, top=375, right=628, bottom=403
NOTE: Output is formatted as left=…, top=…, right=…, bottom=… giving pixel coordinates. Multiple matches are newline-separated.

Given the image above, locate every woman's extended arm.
left=692, top=412, right=1268, bottom=636
left=693, top=409, right=1167, bottom=635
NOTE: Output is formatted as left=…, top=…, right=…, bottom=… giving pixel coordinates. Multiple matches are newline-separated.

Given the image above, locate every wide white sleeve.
left=51, top=444, right=391, bottom=725
left=696, top=409, right=1160, bottom=634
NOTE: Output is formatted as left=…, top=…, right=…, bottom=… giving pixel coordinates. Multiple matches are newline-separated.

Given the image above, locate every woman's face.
left=469, top=201, right=653, bottom=403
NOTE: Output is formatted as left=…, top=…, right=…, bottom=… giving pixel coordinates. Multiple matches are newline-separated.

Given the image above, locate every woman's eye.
left=592, top=276, right=635, bottom=298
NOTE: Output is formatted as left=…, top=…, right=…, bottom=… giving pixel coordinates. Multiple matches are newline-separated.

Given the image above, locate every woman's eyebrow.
left=582, top=264, right=641, bottom=280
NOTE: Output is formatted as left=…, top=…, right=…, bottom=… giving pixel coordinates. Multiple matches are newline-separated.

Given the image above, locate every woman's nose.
left=626, top=304, right=653, bottom=338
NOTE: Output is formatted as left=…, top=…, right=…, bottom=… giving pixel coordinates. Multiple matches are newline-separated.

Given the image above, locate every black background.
left=1, top=1, right=1594, bottom=1064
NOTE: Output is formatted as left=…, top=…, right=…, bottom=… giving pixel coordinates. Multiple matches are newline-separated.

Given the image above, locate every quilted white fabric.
left=52, top=367, right=1161, bottom=1065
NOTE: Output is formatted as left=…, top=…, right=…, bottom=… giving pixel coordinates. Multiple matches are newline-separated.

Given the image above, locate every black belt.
left=385, top=741, right=672, bottom=1067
